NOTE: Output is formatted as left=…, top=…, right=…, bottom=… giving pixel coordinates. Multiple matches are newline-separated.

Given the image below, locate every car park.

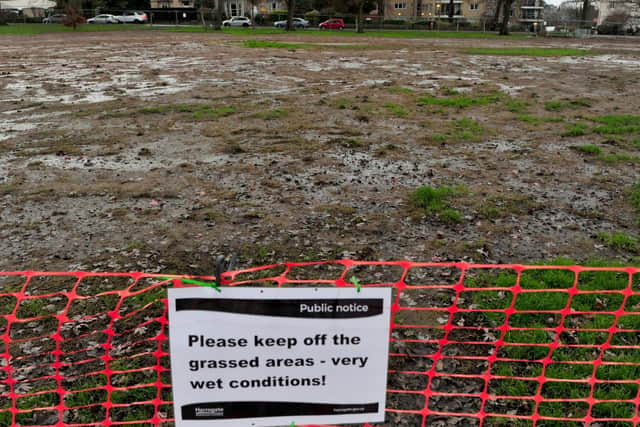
left=319, top=18, right=345, bottom=30
left=116, top=11, right=147, bottom=24
left=42, top=14, right=67, bottom=24
left=87, top=14, right=120, bottom=24
left=274, top=17, right=309, bottom=28
left=222, top=16, right=251, bottom=27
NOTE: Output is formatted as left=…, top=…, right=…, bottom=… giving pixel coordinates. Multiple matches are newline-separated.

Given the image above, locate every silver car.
left=87, top=14, right=120, bottom=24
left=117, top=11, right=148, bottom=24
left=222, top=16, right=251, bottom=27
left=42, top=14, right=67, bottom=24
left=274, top=17, right=309, bottom=28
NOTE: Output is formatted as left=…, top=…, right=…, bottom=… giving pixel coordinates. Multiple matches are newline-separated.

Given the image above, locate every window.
left=437, top=2, right=461, bottom=15
left=181, top=0, right=190, bottom=5
left=270, top=2, right=277, bottom=11
left=230, top=2, right=239, bottom=15
left=394, top=2, right=407, bottom=9
left=521, top=9, right=538, bottom=19
left=609, top=1, right=616, bottom=7
left=470, top=2, right=479, bottom=10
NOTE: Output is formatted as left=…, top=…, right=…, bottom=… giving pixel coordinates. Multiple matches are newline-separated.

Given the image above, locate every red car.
left=319, top=18, right=345, bottom=30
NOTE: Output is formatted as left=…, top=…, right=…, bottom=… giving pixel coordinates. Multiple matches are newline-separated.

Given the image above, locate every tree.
left=334, top=0, right=375, bottom=32
left=285, top=0, right=295, bottom=30
left=448, top=0, right=454, bottom=21
left=0, top=0, right=7, bottom=26
left=214, top=0, right=224, bottom=29
left=490, top=0, right=512, bottom=35
left=63, top=2, right=86, bottom=29
left=499, top=0, right=513, bottom=34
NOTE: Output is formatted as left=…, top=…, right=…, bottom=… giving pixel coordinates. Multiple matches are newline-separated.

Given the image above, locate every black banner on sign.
left=182, top=401, right=379, bottom=420
left=175, top=298, right=383, bottom=318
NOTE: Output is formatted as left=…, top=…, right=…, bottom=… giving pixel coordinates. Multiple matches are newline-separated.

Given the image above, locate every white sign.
left=168, top=287, right=392, bottom=426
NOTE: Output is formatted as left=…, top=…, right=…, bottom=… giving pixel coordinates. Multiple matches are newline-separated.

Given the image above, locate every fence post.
left=175, top=10, right=178, bottom=26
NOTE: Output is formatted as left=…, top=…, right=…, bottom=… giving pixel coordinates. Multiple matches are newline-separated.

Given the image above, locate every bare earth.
left=1, top=30, right=640, bottom=274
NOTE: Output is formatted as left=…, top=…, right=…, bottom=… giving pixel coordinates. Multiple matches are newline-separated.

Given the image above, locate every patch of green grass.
left=630, top=182, right=640, bottom=225
left=418, top=93, right=499, bottom=109
left=335, top=30, right=527, bottom=39
left=452, top=118, right=485, bottom=141
left=516, top=114, right=564, bottom=124
left=504, top=100, right=530, bottom=113
left=598, top=153, right=640, bottom=163
left=573, top=144, right=601, bottom=155
left=591, top=115, right=640, bottom=134
left=0, top=23, right=151, bottom=35
left=410, top=185, right=464, bottom=223
left=465, top=47, right=593, bottom=57
left=430, top=133, right=448, bottom=143
left=597, top=232, right=639, bottom=252
left=165, top=27, right=286, bottom=34
left=468, top=258, right=640, bottom=403
left=562, top=122, right=589, bottom=137
left=630, top=182, right=640, bottom=212
left=141, top=104, right=234, bottom=119
left=545, top=98, right=592, bottom=112
left=65, top=389, right=108, bottom=408
left=514, top=291, right=568, bottom=311
left=384, top=102, right=409, bottom=117
left=254, top=108, right=288, bottom=120
left=388, top=87, right=414, bottom=95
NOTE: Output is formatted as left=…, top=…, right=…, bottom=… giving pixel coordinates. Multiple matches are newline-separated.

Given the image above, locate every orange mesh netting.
left=0, top=261, right=639, bottom=427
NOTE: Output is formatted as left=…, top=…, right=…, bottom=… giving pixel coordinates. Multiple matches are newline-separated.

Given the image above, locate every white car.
left=222, top=16, right=251, bottom=27
left=116, top=11, right=148, bottom=24
left=274, top=17, right=309, bottom=28
left=87, top=14, right=120, bottom=24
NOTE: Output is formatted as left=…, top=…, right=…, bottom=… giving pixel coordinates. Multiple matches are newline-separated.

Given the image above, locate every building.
left=597, top=0, right=640, bottom=29
left=150, top=0, right=285, bottom=14
left=381, top=0, right=543, bottom=28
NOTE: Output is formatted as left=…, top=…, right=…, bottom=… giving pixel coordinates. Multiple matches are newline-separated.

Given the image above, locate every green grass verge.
left=164, top=26, right=287, bottom=34
left=163, top=26, right=525, bottom=38
left=465, top=47, right=593, bottom=56
left=0, top=23, right=151, bottom=35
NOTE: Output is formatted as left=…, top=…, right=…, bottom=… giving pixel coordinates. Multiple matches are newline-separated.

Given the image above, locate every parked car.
left=274, top=17, right=309, bottom=28
left=87, top=14, right=120, bottom=24
left=42, top=13, right=67, bottom=23
left=222, top=16, right=251, bottom=27
left=42, top=14, right=67, bottom=24
left=116, top=11, right=148, bottom=24
left=319, top=18, right=345, bottom=30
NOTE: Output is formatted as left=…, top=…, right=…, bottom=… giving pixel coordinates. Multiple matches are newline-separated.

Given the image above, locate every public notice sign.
left=168, top=287, right=392, bottom=426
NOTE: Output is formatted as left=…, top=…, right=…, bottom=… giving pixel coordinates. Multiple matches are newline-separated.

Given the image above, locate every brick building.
left=381, top=0, right=544, bottom=27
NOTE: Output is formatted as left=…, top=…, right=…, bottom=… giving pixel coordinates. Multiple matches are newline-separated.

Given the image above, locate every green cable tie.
left=350, top=275, right=361, bottom=293
left=161, top=276, right=221, bottom=292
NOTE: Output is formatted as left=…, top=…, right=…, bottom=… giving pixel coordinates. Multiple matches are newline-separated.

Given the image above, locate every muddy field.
left=1, top=30, right=639, bottom=274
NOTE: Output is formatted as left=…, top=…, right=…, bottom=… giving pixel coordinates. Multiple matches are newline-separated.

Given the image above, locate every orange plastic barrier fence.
left=0, top=261, right=639, bottom=426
